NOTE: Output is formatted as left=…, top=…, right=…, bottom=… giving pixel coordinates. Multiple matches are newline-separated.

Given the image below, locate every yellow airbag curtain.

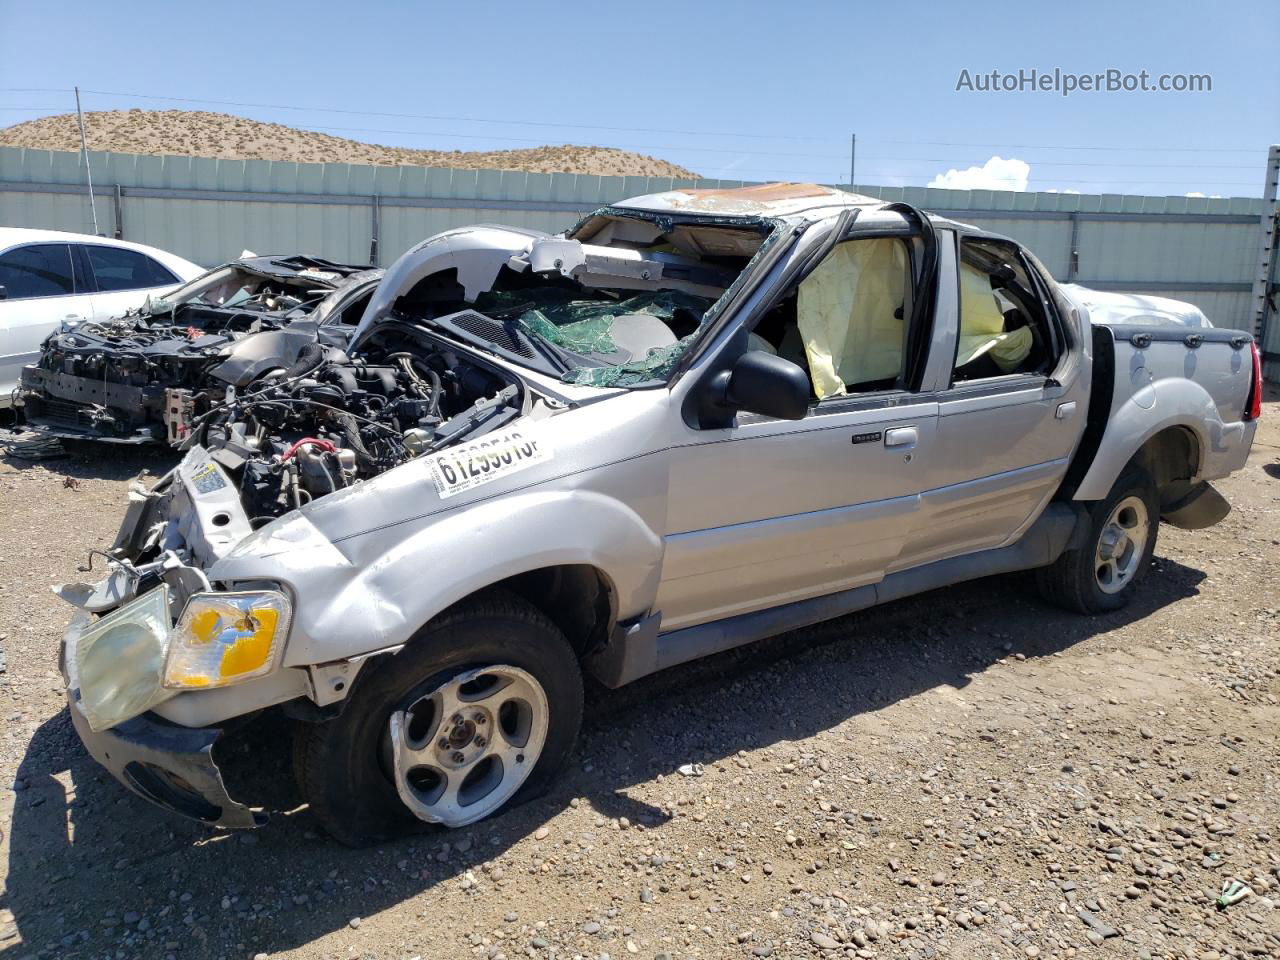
left=797, top=239, right=908, bottom=399
left=956, top=261, right=1033, bottom=372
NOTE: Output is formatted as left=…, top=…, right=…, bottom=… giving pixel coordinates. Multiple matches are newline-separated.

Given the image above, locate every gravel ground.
left=1, top=391, right=1277, bottom=960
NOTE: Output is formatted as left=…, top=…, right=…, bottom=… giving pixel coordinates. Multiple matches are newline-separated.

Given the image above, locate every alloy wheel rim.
left=1094, top=495, right=1149, bottom=595
left=387, top=664, right=549, bottom=827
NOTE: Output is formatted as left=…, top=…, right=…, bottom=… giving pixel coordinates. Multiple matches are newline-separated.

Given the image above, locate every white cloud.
left=1185, top=191, right=1223, bottom=199
left=1046, top=188, right=1082, bottom=194
left=928, top=156, right=1030, bottom=191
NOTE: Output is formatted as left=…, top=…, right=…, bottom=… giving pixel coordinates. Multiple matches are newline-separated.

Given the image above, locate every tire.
left=295, top=591, right=583, bottom=847
left=1036, top=467, right=1160, bottom=614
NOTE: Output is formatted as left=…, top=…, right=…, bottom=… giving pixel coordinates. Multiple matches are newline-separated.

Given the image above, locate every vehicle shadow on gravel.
left=2, top=558, right=1205, bottom=958
left=0, top=440, right=177, bottom=482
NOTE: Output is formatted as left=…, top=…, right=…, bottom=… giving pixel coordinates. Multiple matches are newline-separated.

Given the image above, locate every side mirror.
left=724, top=350, right=810, bottom=421
left=0, top=285, right=7, bottom=301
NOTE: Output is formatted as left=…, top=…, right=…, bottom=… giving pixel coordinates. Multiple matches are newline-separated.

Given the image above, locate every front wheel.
left=294, top=592, right=583, bottom=846
left=1036, top=467, right=1159, bottom=614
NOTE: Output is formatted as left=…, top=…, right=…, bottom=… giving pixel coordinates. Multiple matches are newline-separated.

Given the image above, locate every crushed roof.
left=613, top=182, right=882, bottom=218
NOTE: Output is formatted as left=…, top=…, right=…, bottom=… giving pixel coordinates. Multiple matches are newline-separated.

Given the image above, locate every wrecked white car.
left=19, top=255, right=382, bottom=444
left=55, top=184, right=1262, bottom=844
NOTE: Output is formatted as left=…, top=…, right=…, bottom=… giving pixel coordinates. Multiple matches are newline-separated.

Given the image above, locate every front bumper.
left=61, top=613, right=263, bottom=830
left=66, top=693, right=264, bottom=829
left=22, top=422, right=160, bottom=445
left=19, top=366, right=162, bottom=443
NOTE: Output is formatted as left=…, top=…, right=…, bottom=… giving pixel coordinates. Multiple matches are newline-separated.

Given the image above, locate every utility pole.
left=849, top=133, right=856, bottom=190
left=75, top=86, right=100, bottom=236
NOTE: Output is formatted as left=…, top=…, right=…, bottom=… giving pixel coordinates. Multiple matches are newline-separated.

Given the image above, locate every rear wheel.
left=295, top=592, right=583, bottom=846
left=1036, top=467, right=1159, bottom=614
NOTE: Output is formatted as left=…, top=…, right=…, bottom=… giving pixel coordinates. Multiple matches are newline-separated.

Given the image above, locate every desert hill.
left=0, top=109, right=701, bottom=178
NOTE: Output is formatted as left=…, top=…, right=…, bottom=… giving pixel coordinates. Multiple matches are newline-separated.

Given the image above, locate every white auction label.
left=427, top=426, right=552, bottom=500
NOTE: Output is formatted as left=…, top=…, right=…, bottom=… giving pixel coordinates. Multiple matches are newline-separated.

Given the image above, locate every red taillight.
left=1245, top=342, right=1263, bottom=421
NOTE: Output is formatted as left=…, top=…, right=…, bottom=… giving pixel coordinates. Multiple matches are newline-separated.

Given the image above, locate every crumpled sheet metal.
left=65, top=683, right=264, bottom=829
left=627, top=182, right=877, bottom=217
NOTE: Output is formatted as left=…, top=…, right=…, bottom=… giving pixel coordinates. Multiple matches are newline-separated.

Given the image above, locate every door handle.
left=1055, top=401, right=1077, bottom=420
left=884, top=426, right=918, bottom=448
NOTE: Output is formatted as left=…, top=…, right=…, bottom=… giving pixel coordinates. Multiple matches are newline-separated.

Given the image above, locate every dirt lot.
left=1, top=393, right=1277, bottom=960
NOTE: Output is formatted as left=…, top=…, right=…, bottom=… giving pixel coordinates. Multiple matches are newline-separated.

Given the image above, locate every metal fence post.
left=1067, top=212, right=1081, bottom=282
left=1250, top=145, right=1279, bottom=381
left=369, top=194, right=381, bottom=267
left=113, top=184, right=124, bottom=240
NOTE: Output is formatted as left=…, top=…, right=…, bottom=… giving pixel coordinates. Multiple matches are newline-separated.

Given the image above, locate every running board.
left=589, top=502, right=1080, bottom=687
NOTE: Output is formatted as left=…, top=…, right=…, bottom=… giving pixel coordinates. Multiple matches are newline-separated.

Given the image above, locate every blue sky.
left=1, top=0, right=1276, bottom=197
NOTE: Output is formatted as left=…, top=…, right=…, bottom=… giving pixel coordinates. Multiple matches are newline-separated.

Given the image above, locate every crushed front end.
left=54, top=323, right=531, bottom=827
left=62, top=649, right=265, bottom=829
left=52, top=211, right=774, bottom=830
left=56, top=446, right=298, bottom=828
left=21, top=321, right=236, bottom=443
left=19, top=256, right=378, bottom=444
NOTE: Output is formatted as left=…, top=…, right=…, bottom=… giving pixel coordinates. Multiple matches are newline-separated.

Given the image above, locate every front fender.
left=1073, top=375, right=1245, bottom=501
left=262, top=490, right=663, bottom=667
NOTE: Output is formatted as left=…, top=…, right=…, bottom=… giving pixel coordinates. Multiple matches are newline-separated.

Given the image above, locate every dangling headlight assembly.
left=72, top=587, right=175, bottom=732
left=163, top=591, right=292, bottom=690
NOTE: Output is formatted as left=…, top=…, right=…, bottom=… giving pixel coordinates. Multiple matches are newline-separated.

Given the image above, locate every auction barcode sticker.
left=427, top=427, right=552, bottom=500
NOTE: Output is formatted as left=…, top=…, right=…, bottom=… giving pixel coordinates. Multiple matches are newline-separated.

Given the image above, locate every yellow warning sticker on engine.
left=189, top=461, right=227, bottom=496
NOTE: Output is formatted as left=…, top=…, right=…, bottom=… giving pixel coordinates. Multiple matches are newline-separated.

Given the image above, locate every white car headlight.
left=163, top=591, right=291, bottom=690
left=72, top=587, right=175, bottom=732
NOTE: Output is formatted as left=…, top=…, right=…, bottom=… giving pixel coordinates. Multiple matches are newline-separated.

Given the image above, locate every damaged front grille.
left=27, top=397, right=98, bottom=430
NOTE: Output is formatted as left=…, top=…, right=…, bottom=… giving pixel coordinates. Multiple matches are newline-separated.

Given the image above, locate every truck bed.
left=1066, top=321, right=1258, bottom=509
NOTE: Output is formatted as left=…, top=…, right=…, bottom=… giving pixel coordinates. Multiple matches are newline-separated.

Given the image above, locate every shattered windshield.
left=384, top=212, right=773, bottom=389
left=542, top=213, right=778, bottom=386
left=473, top=287, right=716, bottom=386
left=146, top=268, right=329, bottom=320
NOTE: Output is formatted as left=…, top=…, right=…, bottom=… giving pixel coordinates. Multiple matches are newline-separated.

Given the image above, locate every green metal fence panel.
left=0, top=146, right=1269, bottom=340
left=950, top=215, right=1075, bottom=278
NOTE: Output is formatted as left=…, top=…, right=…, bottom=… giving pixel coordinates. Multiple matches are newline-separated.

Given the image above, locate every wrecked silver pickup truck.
left=19, top=255, right=382, bottom=444
left=55, top=183, right=1262, bottom=845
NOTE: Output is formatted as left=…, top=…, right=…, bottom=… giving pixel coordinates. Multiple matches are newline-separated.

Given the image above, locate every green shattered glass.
left=476, top=288, right=713, bottom=386
left=468, top=220, right=782, bottom=388
left=518, top=310, right=618, bottom=355
left=563, top=337, right=694, bottom=387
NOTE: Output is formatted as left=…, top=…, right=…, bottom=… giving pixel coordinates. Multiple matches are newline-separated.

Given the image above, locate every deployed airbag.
left=797, top=239, right=908, bottom=399
left=957, top=262, right=1033, bottom=372
left=605, top=313, right=678, bottom=362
